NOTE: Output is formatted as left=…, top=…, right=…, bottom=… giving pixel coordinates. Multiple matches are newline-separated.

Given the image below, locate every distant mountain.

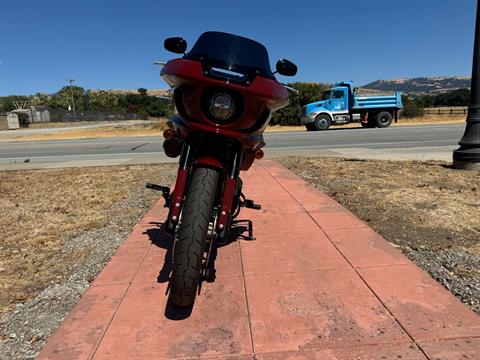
left=362, top=76, right=470, bottom=95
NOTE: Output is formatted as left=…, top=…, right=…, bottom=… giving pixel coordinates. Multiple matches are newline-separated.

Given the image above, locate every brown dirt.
left=279, top=157, right=480, bottom=312
left=26, top=122, right=96, bottom=129
left=8, top=121, right=169, bottom=142
left=398, top=114, right=465, bottom=125
left=279, top=157, right=479, bottom=252
left=0, top=164, right=176, bottom=317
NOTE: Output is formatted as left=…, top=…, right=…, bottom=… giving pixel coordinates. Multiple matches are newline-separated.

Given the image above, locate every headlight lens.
left=201, top=88, right=243, bottom=125
left=209, top=93, right=235, bottom=121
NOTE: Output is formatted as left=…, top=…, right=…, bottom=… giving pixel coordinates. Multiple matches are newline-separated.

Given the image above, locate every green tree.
left=33, top=92, right=51, bottom=107
left=88, top=90, right=119, bottom=112
left=271, top=82, right=329, bottom=125
left=433, top=89, right=470, bottom=107
left=116, top=89, right=172, bottom=118
left=146, top=97, right=172, bottom=117
left=0, top=95, right=31, bottom=112
left=417, top=94, right=435, bottom=108
left=50, top=86, right=85, bottom=110
left=402, top=95, right=424, bottom=118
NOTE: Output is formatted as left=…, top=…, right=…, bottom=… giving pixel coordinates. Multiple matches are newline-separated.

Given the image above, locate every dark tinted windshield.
left=320, top=91, right=332, bottom=101
left=185, top=31, right=274, bottom=79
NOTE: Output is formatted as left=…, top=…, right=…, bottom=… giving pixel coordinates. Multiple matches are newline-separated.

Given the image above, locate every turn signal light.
left=163, top=129, right=174, bottom=140
left=255, top=149, right=264, bottom=160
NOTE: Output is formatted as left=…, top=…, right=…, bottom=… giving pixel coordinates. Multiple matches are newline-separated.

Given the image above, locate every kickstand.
left=232, top=219, right=256, bottom=241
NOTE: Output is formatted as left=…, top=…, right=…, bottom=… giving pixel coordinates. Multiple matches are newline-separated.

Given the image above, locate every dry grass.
left=9, top=121, right=169, bottom=142
left=266, top=125, right=305, bottom=132
left=27, top=122, right=96, bottom=129
left=280, top=157, right=480, bottom=252
left=398, top=114, right=465, bottom=125
left=0, top=164, right=176, bottom=316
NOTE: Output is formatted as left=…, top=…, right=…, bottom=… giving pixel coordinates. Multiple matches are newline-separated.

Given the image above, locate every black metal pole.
left=453, top=0, right=480, bottom=169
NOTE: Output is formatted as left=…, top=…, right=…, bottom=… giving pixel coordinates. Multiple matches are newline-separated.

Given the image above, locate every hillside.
left=100, top=89, right=170, bottom=97
left=362, top=76, right=470, bottom=95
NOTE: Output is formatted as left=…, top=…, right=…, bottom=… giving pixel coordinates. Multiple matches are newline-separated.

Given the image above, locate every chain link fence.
left=50, top=111, right=142, bottom=122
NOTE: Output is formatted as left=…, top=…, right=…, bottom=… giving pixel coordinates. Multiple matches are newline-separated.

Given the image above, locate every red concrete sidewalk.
left=38, top=160, right=480, bottom=359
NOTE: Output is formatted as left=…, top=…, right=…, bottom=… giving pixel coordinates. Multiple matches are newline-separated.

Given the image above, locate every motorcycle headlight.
left=209, top=93, right=235, bottom=121
left=202, top=88, right=243, bottom=124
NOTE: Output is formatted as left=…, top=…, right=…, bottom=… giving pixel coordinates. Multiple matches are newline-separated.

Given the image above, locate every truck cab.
left=302, top=81, right=403, bottom=131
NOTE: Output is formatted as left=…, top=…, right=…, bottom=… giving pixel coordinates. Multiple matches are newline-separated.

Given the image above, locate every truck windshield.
left=184, top=31, right=274, bottom=79
left=320, top=91, right=332, bottom=101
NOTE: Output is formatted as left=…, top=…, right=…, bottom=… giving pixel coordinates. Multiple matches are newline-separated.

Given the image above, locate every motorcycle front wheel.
left=169, top=167, right=219, bottom=307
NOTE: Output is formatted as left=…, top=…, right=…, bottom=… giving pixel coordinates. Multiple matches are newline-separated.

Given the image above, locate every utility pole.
left=67, top=79, right=76, bottom=118
left=453, top=0, right=480, bottom=169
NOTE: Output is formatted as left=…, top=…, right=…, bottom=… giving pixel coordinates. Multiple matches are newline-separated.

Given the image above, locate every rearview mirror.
left=164, top=37, right=187, bottom=54
left=276, top=59, right=297, bottom=76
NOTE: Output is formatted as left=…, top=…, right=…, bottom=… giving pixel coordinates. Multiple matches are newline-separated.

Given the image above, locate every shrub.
left=271, top=82, right=329, bottom=125
left=402, top=98, right=424, bottom=118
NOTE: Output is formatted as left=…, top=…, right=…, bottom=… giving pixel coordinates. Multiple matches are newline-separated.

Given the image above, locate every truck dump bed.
left=353, top=92, right=402, bottom=110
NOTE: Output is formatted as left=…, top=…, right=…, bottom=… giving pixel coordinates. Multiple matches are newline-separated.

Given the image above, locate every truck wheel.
left=376, top=111, right=393, bottom=128
left=314, top=114, right=331, bottom=131
left=305, top=123, right=315, bottom=131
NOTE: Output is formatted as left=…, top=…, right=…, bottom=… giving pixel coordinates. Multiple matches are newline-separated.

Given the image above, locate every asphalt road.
left=0, top=124, right=464, bottom=169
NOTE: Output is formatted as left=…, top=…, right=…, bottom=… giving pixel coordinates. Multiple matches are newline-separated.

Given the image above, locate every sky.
left=0, top=0, right=477, bottom=95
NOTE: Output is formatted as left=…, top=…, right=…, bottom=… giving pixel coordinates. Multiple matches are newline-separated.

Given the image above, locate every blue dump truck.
left=302, top=81, right=403, bottom=131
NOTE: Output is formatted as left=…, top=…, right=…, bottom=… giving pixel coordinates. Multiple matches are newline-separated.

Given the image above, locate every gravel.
left=0, top=186, right=160, bottom=359
left=407, top=248, right=480, bottom=313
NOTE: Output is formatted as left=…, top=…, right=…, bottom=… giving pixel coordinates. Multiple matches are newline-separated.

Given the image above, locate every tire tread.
left=169, top=167, right=219, bottom=307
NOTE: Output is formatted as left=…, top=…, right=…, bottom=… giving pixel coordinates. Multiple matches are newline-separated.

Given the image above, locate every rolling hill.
left=362, top=76, right=470, bottom=95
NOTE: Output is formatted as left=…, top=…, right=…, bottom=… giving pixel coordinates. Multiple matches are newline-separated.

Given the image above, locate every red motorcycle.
left=148, top=31, right=297, bottom=307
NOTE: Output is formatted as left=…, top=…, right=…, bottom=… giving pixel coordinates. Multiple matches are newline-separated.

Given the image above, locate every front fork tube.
left=216, top=152, right=242, bottom=235
left=166, top=143, right=192, bottom=232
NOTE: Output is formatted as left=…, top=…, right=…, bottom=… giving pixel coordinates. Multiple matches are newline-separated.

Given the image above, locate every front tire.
left=169, top=167, right=219, bottom=307
left=314, top=114, right=332, bottom=131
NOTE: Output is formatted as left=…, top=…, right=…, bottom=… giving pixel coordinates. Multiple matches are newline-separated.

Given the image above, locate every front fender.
left=192, top=157, right=230, bottom=176
left=302, top=109, right=334, bottom=124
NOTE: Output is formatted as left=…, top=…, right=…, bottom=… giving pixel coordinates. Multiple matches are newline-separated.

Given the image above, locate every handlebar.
left=282, top=84, right=299, bottom=94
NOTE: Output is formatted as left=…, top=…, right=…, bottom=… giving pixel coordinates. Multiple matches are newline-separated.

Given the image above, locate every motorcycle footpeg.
left=242, top=199, right=261, bottom=210
left=146, top=182, right=170, bottom=193
left=146, top=183, right=171, bottom=207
